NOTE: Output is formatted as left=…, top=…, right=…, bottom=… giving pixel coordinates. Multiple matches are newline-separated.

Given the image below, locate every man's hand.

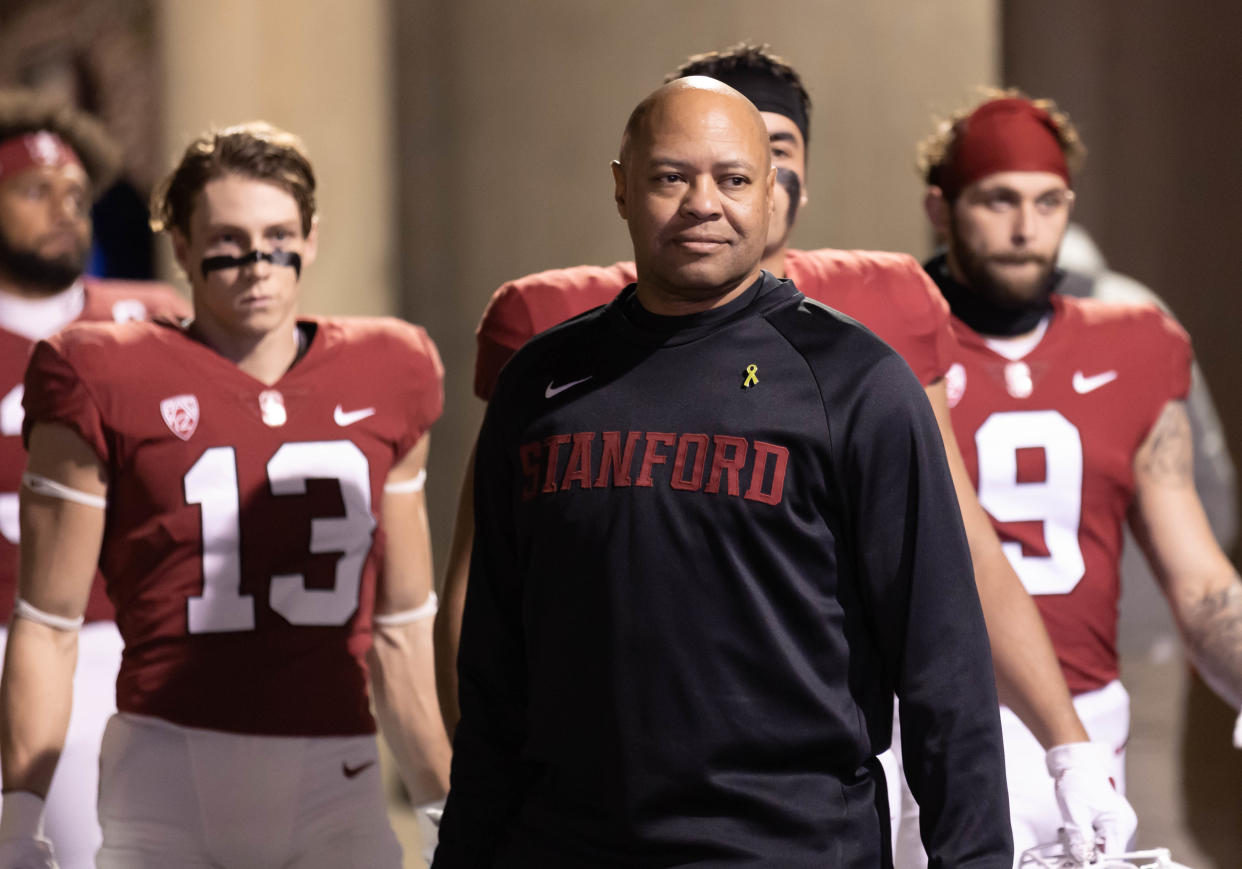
left=1046, top=742, right=1137, bottom=861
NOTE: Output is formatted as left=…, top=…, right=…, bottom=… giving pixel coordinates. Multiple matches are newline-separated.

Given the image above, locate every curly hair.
left=916, top=87, right=1086, bottom=190
left=151, top=121, right=316, bottom=237
left=0, top=89, right=122, bottom=194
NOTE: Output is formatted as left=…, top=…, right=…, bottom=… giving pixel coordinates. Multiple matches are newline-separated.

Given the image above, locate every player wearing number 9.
left=0, top=122, right=451, bottom=868
left=894, top=91, right=1242, bottom=866
left=0, top=91, right=188, bottom=869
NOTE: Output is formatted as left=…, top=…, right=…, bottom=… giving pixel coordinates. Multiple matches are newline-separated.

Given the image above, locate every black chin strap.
left=201, top=249, right=302, bottom=279
left=924, top=253, right=1055, bottom=337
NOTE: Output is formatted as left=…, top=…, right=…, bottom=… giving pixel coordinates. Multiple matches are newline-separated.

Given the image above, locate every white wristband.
left=14, top=597, right=84, bottom=631
left=373, top=592, right=438, bottom=626
left=0, top=790, right=46, bottom=839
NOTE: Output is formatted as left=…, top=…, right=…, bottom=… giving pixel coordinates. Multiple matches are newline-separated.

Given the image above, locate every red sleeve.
left=399, top=323, right=445, bottom=458
left=22, top=334, right=110, bottom=463
left=786, top=250, right=953, bottom=386
left=1124, top=305, right=1192, bottom=446
left=474, top=283, right=534, bottom=402
left=145, top=285, right=193, bottom=321
left=878, top=255, right=954, bottom=386
left=473, top=263, right=637, bottom=401
left=81, top=278, right=192, bottom=323
left=1159, top=311, right=1193, bottom=402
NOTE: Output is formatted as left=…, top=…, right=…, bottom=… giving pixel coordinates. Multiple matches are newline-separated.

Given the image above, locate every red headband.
left=0, top=131, right=83, bottom=184
left=934, top=98, right=1069, bottom=198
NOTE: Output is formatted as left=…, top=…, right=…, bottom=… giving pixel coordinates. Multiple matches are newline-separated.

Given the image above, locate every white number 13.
left=975, top=410, right=1085, bottom=596
left=184, top=440, right=376, bottom=633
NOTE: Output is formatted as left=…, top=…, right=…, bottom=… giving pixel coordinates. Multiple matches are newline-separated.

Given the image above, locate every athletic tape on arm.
left=383, top=469, right=427, bottom=494
left=14, top=597, right=84, bottom=631
left=373, top=592, right=438, bottom=626
left=21, top=472, right=106, bottom=509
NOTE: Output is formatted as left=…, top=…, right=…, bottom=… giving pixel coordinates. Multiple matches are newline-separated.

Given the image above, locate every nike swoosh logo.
left=334, top=405, right=376, bottom=426
left=1072, top=370, right=1118, bottom=394
left=545, top=376, right=592, bottom=399
left=342, top=760, right=376, bottom=778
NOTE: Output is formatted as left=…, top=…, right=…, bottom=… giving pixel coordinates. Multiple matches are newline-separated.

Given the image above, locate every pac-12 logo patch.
left=160, top=394, right=199, bottom=441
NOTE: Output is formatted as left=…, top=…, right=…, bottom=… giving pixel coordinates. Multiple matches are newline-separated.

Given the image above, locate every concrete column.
left=155, top=0, right=396, bottom=316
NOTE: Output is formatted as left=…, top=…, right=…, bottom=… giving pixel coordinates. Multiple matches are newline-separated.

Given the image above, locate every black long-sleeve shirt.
left=436, top=273, right=1011, bottom=868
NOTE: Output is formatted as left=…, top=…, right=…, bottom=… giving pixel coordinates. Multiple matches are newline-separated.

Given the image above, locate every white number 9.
left=975, top=410, right=1085, bottom=596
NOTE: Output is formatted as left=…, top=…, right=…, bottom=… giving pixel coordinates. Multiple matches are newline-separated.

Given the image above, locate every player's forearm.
left=433, top=598, right=464, bottom=739
left=1131, top=400, right=1242, bottom=709
left=1177, top=574, right=1242, bottom=710
left=960, top=499, right=1088, bottom=747
left=435, top=452, right=476, bottom=739
left=0, top=618, right=77, bottom=797
left=926, top=381, right=1089, bottom=746
left=369, top=617, right=453, bottom=804
left=945, top=447, right=1086, bottom=747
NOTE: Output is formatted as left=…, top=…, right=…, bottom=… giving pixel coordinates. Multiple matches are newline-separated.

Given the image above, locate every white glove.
left=416, top=798, right=444, bottom=866
left=1232, top=709, right=1242, bottom=749
left=0, top=792, right=57, bottom=869
left=1046, top=742, right=1138, bottom=863
left=0, top=838, right=57, bottom=869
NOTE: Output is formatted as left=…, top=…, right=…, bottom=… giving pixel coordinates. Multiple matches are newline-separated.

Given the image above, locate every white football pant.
left=0, top=620, right=121, bottom=869
left=95, top=713, right=403, bottom=868
left=879, top=680, right=1130, bottom=869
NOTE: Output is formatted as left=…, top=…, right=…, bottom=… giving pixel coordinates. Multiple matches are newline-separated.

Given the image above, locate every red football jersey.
left=473, top=249, right=954, bottom=400
left=946, top=295, right=1192, bottom=693
left=0, top=278, right=188, bottom=623
left=23, top=317, right=443, bottom=736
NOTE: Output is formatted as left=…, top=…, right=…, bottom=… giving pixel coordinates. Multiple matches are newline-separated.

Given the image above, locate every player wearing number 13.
left=0, top=123, right=451, bottom=867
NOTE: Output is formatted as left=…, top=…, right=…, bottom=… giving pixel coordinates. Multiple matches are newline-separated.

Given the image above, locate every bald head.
left=618, top=76, right=769, bottom=169
left=611, top=77, right=776, bottom=314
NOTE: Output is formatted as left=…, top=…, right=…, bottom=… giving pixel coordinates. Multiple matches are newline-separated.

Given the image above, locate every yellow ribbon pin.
left=742, top=364, right=759, bottom=388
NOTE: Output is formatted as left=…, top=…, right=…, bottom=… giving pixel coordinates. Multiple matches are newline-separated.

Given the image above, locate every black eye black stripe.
left=200, top=249, right=302, bottom=278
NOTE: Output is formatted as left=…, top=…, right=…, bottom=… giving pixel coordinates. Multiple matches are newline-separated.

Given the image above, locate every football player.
left=0, top=90, right=187, bottom=869
left=895, top=91, right=1242, bottom=865
left=0, top=122, right=451, bottom=867
left=434, top=43, right=1135, bottom=855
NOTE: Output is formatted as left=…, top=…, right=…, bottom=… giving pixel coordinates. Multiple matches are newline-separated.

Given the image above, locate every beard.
left=0, top=221, right=88, bottom=295
left=948, top=227, right=1056, bottom=312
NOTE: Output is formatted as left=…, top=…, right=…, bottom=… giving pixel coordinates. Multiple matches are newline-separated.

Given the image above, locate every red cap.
left=934, top=98, right=1069, bottom=198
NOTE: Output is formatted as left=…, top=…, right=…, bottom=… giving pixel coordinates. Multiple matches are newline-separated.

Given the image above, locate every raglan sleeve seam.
left=22, top=336, right=112, bottom=466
